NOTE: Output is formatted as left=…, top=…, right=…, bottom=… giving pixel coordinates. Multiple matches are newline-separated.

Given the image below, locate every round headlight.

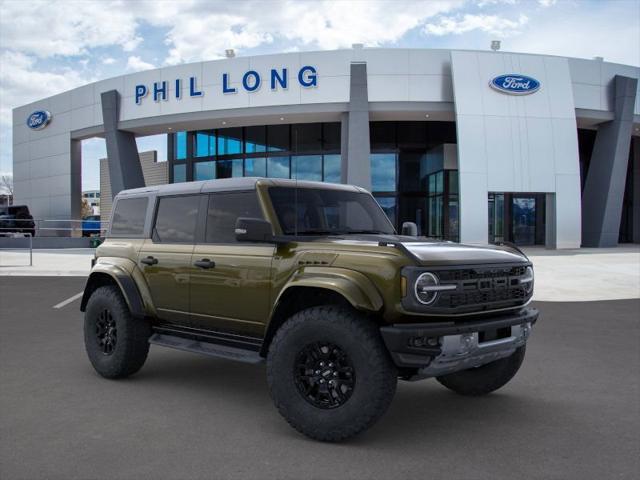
left=414, top=272, right=440, bottom=305
left=522, top=266, right=534, bottom=293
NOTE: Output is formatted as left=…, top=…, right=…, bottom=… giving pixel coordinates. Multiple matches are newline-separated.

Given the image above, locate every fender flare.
left=259, top=267, right=384, bottom=356
left=80, top=261, right=146, bottom=319
left=273, top=266, right=384, bottom=314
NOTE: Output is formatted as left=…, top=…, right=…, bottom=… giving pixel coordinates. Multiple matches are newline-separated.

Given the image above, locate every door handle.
left=141, top=256, right=158, bottom=266
left=194, top=258, right=216, bottom=269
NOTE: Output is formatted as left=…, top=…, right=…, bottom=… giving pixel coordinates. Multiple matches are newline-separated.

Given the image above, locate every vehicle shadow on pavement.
left=366, top=384, right=549, bottom=445
left=126, top=349, right=556, bottom=446
left=128, top=350, right=272, bottom=402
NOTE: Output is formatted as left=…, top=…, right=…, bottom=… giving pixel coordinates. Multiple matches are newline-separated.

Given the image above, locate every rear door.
left=138, top=194, right=203, bottom=324
left=189, top=191, right=274, bottom=336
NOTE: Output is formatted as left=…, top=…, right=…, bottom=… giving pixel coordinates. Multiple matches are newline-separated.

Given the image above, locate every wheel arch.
left=80, top=266, right=145, bottom=319
left=260, top=269, right=384, bottom=357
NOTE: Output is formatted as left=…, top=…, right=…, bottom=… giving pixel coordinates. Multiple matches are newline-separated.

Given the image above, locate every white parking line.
left=53, top=292, right=84, bottom=309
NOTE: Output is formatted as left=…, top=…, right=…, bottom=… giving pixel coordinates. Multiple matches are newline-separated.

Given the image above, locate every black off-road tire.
left=84, top=285, right=151, bottom=379
left=266, top=305, right=398, bottom=442
left=436, top=346, right=526, bottom=396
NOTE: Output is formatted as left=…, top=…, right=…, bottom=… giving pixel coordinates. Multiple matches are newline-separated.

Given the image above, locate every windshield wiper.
left=342, top=229, right=390, bottom=234
left=287, top=229, right=392, bottom=236
left=293, top=229, right=343, bottom=236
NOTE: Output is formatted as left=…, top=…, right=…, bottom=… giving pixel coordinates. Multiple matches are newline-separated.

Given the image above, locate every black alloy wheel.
left=84, top=285, right=151, bottom=379
left=267, top=305, right=398, bottom=441
left=294, top=342, right=356, bottom=409
left=95, top=308, right=117, bottom=355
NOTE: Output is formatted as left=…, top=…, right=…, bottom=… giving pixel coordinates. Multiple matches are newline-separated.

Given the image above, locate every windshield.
left=268, top=187, right=395, bottom=236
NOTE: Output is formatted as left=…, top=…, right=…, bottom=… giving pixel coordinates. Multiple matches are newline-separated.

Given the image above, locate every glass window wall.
left=245, top=126, right=267, bottom=153
left=369, top=121, right=458, bottom=240
left=245, top=157, right=267, bottom=177
left=173, top=164, right=186, bottom=183
left=194, top=131, right=215, bottom=158
left=169, top=121, right=460, bottom=240
left=174, top=131, right=187, bottom=160
left=323, top=154, right=341, bottom=183
left=217, top=159, right=243, bottom=178
left=268, top=124, right=290, bottom=152
left=371, top=153, right=396, bottom=192
left=194, top=161, right=215, bottom=181
left=217, top=127, right=243, bottom=155
left=267, top=156, right=290, bottom=178
left=169, top=123, right=341, bottom=184
left=291, top=155, right=322, bottom=181
left=291, top=124, right=322, bottom=152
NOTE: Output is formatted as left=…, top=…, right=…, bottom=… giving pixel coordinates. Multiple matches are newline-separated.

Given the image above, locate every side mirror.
left=235, top=217, right=274, bottom=243
left=401, top=221, right=418, bottom=237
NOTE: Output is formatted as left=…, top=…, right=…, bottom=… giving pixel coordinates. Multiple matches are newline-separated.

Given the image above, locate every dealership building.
left=11, top=47, right=640, bottom=248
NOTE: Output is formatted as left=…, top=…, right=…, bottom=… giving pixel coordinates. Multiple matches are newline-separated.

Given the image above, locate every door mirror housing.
left=401, top=221, right=418, bottom=237
left=235, top=217, right=274, bottom=243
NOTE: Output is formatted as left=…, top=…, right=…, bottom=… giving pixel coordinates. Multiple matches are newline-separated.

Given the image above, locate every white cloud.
left=507, top=5, right=640, bottom=66
left=126, top=55, right=155, bottom=72
left=476, top=0, right=517, bottom=6
left=127, top=0, right=464, bottom=65
left=0, top=0, right=464, bottom=65
left=0, top=51, right=89, bottom=125
left=102, top=57, right=116, bottom=65
left=0, top=0, right=142, bottom=58
left=0, top=50, right=93, bottom=172
left=424, top=13, right=529, bottom=37
left=538, top=0, right=557, bottom=7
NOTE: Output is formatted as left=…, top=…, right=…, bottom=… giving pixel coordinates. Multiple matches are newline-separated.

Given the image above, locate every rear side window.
left=205, top=192, right=263, bottom=243
left=154, top=195, right=200, bottom=243
left=110, top=197, right=148, bottom=236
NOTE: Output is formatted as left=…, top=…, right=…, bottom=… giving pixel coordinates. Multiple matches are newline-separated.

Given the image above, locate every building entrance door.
left=511, top=196, right=537, bottom=245
left=488, top=193, right=505, bottom=244
left=488, top=193, right=546, bottom=246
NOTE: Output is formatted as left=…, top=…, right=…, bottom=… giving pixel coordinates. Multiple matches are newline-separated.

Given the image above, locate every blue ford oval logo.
left=26, top=110, right=52, bottom=130
left=490, top=74, right=540, bottom=95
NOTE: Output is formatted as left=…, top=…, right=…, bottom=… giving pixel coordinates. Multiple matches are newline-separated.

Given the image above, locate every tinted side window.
left=154, top=195, right=200, bottom=243
left=110, top=197, right=148, bottom=236
left=205, top=192, right=263, bottom=243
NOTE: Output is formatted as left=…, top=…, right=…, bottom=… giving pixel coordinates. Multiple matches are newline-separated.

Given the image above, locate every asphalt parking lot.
left=1, top=277, right=638, bottom=480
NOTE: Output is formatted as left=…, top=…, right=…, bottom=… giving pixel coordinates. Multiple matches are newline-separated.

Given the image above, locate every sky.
left=0, top=0, right=639, bottom=192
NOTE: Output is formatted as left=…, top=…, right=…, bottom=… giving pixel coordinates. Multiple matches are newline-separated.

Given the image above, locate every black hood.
left=306, top=234, right=528, bottom=266
left=399, top=241, right=528, bottom=266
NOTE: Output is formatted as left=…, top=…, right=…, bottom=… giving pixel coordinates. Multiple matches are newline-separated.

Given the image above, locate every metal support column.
left=341, top=63, right=371, bottom=190
left=101, top=90, right=145, bottom=198
left=581, top=75, right=638, bottom=247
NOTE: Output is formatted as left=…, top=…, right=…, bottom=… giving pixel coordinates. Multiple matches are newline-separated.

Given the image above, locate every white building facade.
left=11, top=48, right=640, bottom=247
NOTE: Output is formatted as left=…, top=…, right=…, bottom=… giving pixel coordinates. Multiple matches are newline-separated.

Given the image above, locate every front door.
left=189, top=191, right=274, bottom=336
left=138, top=194, right=201, bottom=323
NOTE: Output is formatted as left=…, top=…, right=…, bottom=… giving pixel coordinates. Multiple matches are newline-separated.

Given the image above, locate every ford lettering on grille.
left=434, top=265, right=532, bottom=312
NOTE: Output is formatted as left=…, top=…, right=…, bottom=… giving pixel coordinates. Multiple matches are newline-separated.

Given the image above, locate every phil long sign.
left=135, top=65, right=318, bottom=105
left=490, top=74, right=541, bottom=95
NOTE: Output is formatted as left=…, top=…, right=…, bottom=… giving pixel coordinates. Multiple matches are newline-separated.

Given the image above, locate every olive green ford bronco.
left=81, top=177, right=537, bottom=441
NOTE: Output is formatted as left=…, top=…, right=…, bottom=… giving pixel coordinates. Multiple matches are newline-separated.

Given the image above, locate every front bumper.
left=380, top=307, right=538, bottom=380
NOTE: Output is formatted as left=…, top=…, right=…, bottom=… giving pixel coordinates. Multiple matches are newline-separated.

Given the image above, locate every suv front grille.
left=402, top=263, right=533, bottom=315
left=446, top=285, right=528, bottom=308
left=437, top=265, right=527, bottom=282
left=434, top=265, right=531, bottom=311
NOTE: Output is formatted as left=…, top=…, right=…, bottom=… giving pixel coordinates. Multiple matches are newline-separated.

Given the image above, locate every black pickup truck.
left=0, top=205, right=36, bottom=237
